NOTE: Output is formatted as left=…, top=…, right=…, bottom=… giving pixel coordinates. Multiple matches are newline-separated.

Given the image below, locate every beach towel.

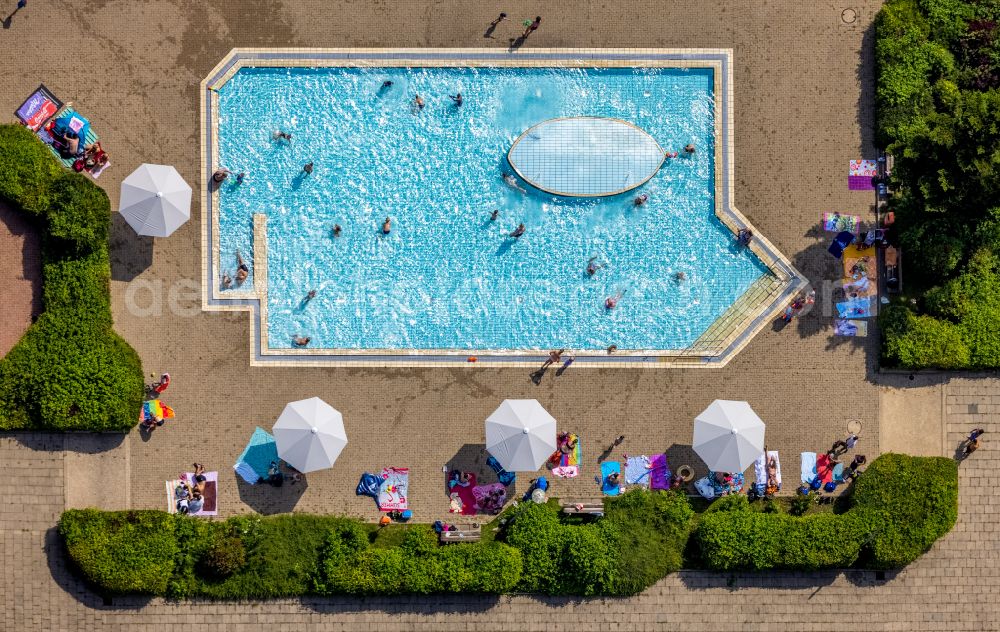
left=842, top=275, right=876, bottom=298
left=89, top=159, right=110, bottom=179
left=600, top=461, right=622, bottom=496
left=834, top=319, right=868, bottom=337
left=472, top=482, right=507, bottom=513
left=828, top=231, right=855, bottom=259
left=707, top=471, right=744, bottom=496
left=800, top=452, right=818, bottom=485
left=552, top=465, right=578, bottom=478
left=836, top=297, right=872, bottom=318
left=815, top=454, right=835, bottom=485
left=166, top=479, right=182, bottom=514
left=450, top=473, right=478, bottom=515
left=649, top=453, right=672, bottom=490
left=37, top=107, right=100, bottom=169
left=849, top=159, right=877, bottom=190
left=559, top=439, right=582, bottom=467
left=183, top=471, right=218, bottom=516
left=753, top=451, right=782, bottom=495
left=139, top=399, right=174, bottom=424
left=822, top=212, right=861, bottom=234
left=378, top=467, right=409, bottom=511
left=234, top=427, right=279, bottom=484
left=15, top=84, right=62, bottom=131
left=624, top=455, right=652, bottom=487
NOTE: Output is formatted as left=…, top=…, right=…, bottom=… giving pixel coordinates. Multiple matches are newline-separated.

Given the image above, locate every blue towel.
left=486, top=455, right=516, bottom=486
left=601, top=461, right=622, bottom=496
left=624, top=456, right=651, bottom=486
left=234, top=427, right=278, bottom=482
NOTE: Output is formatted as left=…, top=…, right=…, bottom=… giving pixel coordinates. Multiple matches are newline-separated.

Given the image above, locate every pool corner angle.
left=199, top=48, right=804, bottom=368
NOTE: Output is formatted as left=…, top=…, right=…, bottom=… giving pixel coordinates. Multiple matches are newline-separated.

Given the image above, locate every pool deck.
left=202, top=48, right=806, bottom=367
left=6, top=1, right=997, bottom=631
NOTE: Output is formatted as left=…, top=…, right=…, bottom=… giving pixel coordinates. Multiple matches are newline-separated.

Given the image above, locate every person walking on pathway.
left=963, top=429, right=985, bottom=457
left=540, top=349, right=563, bottom=371
left=522, top=16, right=541, bottom=38
left=830, top=433, right=859, bottom=456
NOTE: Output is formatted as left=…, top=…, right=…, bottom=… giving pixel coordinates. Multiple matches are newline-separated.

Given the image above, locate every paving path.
left=1, top=378, right=996, bottom=631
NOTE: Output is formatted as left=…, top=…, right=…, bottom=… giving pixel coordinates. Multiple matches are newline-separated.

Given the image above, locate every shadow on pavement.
left=8, top=431, right=125, bottom=454
left=235, top=472, right=308, bottom=515
left=110, top=212, right=154, bottom=282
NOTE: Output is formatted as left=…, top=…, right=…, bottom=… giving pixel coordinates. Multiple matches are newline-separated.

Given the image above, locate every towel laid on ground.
left=449, top=473, right=478, bottom=515
left=166, top=479, right=182, bottom=514
left=834, top=319, right=868, bottom=337
left=600, top=461, right=622, bottom=496
left=836, top=297, right=872, bottom=318
left=649, top=453, right=672, bottom=490
left=472, top=482, right=507, bottom=513
left=378, top=467, right=409, bottom=511
left=753, top=451, right=782, bottom=495
left=800, top=452, right=818, bottom=485
left=707, top=471, right=744, bottom=496
left=624, top=455, right=651, bottom=487
left=822, top=212, right=861, bottom=234
left=849, top=159, right=877, bottom=190
left=552, top=465, right=578, bottom=478
left=815, top=454, right=835, bottom=485
left=183, top=471, right=219, bottom=516
left=560, top=439, right=582, bottom=467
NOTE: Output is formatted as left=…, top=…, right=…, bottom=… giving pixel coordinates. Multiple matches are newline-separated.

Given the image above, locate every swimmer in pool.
left=586, top=257, right=605, bottom=276
left=675, top=271, right=686, bottom=282
left=605, top=291, right=624, bottom=310
left=235, top=251, right=249, bottom=285
left=634, top=193, right=648, bottom=206
left=236, top=171, right=245, bottom=184
left=509, top=223, right=526, bottom=238
left=380, top=80, right=393, bottom=91
left=490, top=209, right=499, bottom=221
left=333, top=224, right=342, bottom=238
left=304, top=290, right=317, bottom=303
left=503, top=173, right=526, bottom=193
left=293, top=336, right=311, bottom=347
left=450, top=93, right=463, bottom=106
left=382, top=217, right=392, bottom=234
left=303, top=162, right=314, bottom=175
left=221, top=273, right=232, bottom=289
left=413, top=95, right=425, bottom=110
left=684, top=144, right=696, bottom=153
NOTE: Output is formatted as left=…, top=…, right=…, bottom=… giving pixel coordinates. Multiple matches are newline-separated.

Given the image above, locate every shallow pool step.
left=687, top=274, right=785, bottom=355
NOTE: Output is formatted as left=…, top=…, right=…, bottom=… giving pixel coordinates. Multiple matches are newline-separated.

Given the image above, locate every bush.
left=696, top=511, right=866, bottom=571
left=0, top=124, right=143, bottom=431
left=319, top=522, right=522, bottom=595
left=503, top=490, right=693, bottom=596
left=850, top=453, right=958, bottom=568
left=693, top=454, right=958, bottom=571
left=199, top=536, right=247, bottom=579
left=60, top=509, right=178, bottom=595
left=880, top=304, right=970, bottom=369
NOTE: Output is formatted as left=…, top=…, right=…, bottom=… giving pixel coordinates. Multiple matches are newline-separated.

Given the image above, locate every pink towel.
left=649, top=454, right=671, bottom=490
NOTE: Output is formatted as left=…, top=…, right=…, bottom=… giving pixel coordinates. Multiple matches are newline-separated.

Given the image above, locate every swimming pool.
left=203, top=50, right=803, bottom=365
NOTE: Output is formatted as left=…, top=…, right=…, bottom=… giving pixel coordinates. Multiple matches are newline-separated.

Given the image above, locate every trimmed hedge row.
left=59, top=455, right=958, bottom=598
left=695, top=454, right=958, bottom=571
left=0, top=124, right=143, bottom=431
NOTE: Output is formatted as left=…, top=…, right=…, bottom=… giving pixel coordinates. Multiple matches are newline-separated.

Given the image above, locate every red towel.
left=816, top=454, right=835, bottom=484
left=451, top=473, right=478, bottom=515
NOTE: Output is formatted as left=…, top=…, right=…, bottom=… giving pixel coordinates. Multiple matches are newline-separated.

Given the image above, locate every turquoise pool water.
left=215, top=66, right=766, bottom=351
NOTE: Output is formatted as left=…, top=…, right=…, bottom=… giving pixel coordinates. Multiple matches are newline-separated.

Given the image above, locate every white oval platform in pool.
left=508, top=117, right=666, bottom=197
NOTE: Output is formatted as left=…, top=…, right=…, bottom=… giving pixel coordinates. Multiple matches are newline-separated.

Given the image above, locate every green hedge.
left=60, top=509, right=178, bottom=594
left=696, top=497, right=866, bottom=571
left=318, top=522, right=521, bottom=595
left=0, top=124, right=143, bottom=431
left=61, top=457, right=957, bottom=597
left=502, top=490, right=693, bottom=596
left=694, top=454, right=958, bottom=571
left=851, top=453, right=958, bottom=568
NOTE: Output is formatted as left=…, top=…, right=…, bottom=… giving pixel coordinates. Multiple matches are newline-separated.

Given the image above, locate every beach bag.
left=694, top=477, right=716, bottom=499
